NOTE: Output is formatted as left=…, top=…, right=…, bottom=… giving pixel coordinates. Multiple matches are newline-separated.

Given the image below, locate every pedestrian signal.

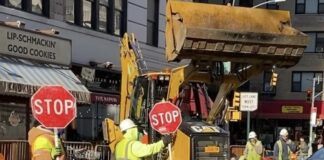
left=306, top=90, right=312, bottom=102
left=270, top=72, right=278, bottom=86
left=232, top=91, right=240, bottom=108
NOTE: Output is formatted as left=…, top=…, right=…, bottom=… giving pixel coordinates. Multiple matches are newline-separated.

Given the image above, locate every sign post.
left=149, top=101, right=182, bottom=160
left=31, top=85, right=77, bottom=159
left=239, top=92, right=258, bottom=139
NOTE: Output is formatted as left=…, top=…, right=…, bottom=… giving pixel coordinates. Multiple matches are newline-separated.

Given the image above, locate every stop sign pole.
left=149, top=101, right=182, bottom=160
left=31, top=85, right=77, bottom=159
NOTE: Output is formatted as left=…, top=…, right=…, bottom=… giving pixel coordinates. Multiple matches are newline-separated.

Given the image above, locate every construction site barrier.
left=0, top=140, right=111, bottom=160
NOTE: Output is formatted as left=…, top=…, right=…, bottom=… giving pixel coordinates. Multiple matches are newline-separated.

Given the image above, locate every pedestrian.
left=115, top=119, right=172, bottom=160
left=297, top=137, right=308, bottom=160
left=239, top=131, right=263, bottom=160
left=273, top=128, right=297, bottom=160
left=28, top=121, right=65, bottom=160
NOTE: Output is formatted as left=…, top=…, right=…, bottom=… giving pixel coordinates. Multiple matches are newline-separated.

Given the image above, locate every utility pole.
left=309, top=77, right=324, bottom=157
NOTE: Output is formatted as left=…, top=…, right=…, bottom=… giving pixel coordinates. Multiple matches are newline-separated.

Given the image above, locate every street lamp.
left=252, top=0, right=286, bottom=8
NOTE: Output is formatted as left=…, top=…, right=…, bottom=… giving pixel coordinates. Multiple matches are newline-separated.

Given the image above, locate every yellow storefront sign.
left=281, top=106, right=303, bottom=113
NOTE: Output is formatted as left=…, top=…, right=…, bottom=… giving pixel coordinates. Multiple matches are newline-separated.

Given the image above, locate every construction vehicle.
left=103, top=0, right=309, bottom=159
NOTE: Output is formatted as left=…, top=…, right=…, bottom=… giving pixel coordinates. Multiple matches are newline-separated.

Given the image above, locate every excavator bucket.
left=165, top=1, right=309, bottom=68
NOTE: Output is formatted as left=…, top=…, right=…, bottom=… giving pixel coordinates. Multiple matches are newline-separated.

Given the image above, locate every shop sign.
left=0, top=24, right=71, bottom=66
left=91, top=93, right=120, bottom=104
left=281, top=106, right=303, bottom=113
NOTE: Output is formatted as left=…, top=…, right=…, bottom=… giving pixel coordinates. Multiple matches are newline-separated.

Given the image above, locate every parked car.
left=308, top=148, right=324, bottom=160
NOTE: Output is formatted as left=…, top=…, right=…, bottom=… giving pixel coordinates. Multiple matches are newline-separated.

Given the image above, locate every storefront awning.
left=252, top=100, right=311, bottom=119
left=0, top=57, right=90, bottom=103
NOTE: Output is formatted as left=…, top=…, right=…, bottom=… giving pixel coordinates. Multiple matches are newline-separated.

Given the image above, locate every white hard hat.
left=248, top=131, right=257, bottom=139
left=119, top=119, right=137, bottom=132
left=280, top=128, right=288, bottom=136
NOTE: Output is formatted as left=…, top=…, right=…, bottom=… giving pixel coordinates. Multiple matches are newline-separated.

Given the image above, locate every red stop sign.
left=149, top=101, right=182, bottom=135
left=31, top=85, right=76, bottom=128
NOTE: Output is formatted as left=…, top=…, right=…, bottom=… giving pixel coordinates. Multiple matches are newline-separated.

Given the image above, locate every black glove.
left=162, top=134, right=172, bottom=146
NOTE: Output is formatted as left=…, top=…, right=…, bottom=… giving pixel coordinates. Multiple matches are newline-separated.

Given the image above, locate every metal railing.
left=0, top=140, right=29, bottom=160
left=0, top=140, right=111, bottom=160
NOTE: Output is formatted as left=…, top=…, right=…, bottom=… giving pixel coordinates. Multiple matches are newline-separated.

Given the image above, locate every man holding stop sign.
left=29, top=85, right=76, bottom=160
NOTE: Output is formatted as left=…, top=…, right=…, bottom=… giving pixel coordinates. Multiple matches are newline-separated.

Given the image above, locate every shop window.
left=319, top=0, right=324, bottom=13
left=66, top=0, right=75, bottom=23
left=74, top=103, right=119, bottom=141
left=291, top=71, right=323, bottom=92
left=147, top=0, right=159, bottom=46
left=295, top=0, right=305, bottom=14
left=0, top=102, right=27, bottom=140
left=99, top=0, right=109, bottom=32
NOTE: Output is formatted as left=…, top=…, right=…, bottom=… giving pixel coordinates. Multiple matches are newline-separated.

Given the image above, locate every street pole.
left=308, top=78, right=315, bottom=156
left=247, top=111, right=250, bottom=139
left=309, top=77, right=320, bottom=156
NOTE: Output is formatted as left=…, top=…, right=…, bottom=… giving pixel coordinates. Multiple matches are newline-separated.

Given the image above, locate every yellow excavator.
left=103, top=1, right=309, bottom=159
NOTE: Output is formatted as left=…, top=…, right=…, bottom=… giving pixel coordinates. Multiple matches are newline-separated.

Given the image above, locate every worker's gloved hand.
left=52, top=147, right=62, bottom=159
left=162, top=134, right=173, bottom=146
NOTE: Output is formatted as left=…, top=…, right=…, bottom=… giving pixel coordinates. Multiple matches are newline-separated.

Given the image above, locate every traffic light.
left=232, top=91, right=240, bottom=108
left=306, top=90, right=312, bottom=102
left=270, top=72, right=278, bottom=87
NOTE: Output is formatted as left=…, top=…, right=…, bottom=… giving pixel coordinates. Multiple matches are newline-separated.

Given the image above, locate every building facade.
left=0, top=0, right=184, bottom=141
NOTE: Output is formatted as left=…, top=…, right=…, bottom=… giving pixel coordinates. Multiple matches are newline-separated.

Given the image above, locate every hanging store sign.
left=281, top=105, right=303, bottom=113
left=0, top=24, right=71, bottom=66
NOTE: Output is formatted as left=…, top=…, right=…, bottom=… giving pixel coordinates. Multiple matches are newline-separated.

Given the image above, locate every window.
left=147, top=0, right=159, bottom=46
left=304, top=32, right=324, bottom=53
left=193, top=0, right=226, bottom=4
left=74, top=103, right=119, bottom=141
left=65, top=0, right=126, bottom=36
left=296, top=0, right=305, bottom=14
left=266, top=3, right=278, bottom=10
left=291, top=71, right=323, bottom=92
left=239, top=0, right=253, bottom=7
left=8, top=0, right=22, bottom=9
left=305, top=33, right=316, bottom=53
left=316, top=33, right=324, bottom=53
left=66, top=0, right=75, bottom=23
left=1, top=0, right=48, bottom=16
left=114, top=0, right=123, bottom=35
left=99, top=0, right=109, bottom=32
left=320, top=0, right=324, bottom=13
left=32, top=0, right=42, bottom=14
left=83, top=0, right=92, bottom=28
